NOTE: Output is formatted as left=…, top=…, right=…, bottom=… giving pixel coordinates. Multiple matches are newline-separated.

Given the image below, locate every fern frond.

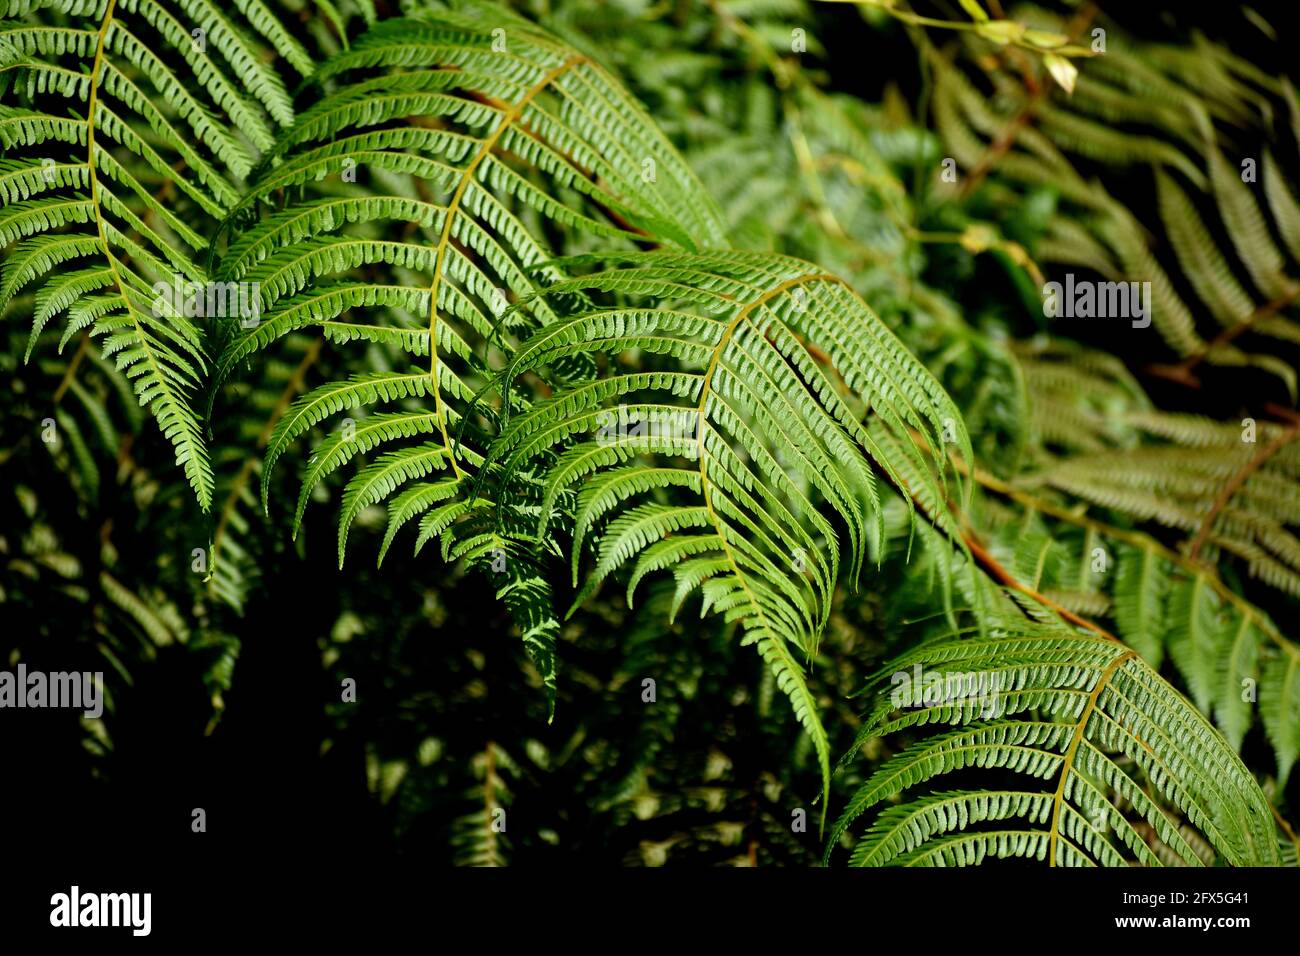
left=209, top=7, right=733, bottom=716
left=830, top=626, right=1280, bottom=866
left=219, top=4, right=729, bottom=538
left=488, top=249, right=971, bottom=811
left=0, top=0, right=309, bottom=508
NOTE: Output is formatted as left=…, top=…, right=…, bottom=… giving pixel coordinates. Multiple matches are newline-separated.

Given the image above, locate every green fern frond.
left=0, top=0, right=310, bottom=508
left=919, top=5, right=1300, bottom=383
left=209, top=8, right=733, bottom=721
left=1156, top=170, right=1255, bottom=328
left=218, top=4, right=729, bottom=542
left=485, top=249, right=972, bottom=811
left=830, top=626, right=1281, bottom=867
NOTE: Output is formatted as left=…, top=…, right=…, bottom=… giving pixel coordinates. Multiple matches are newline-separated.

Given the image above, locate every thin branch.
left=963, top=528, right=1120, bottom=641
left=955, top=455, right=1300, bottom=659
left=1188, top=415, right=1300, bottom=561
left=1272, top=802, right=1300, bottom=860
left=52, top=335, right=91, bottom=405
left=893, top=432, right=1120, bottom=641
left=210, top=338, right=323, bottom=571
left=1148, top=284, right=1300, bottom=388
left=957, top=3, right=1098, bottom=198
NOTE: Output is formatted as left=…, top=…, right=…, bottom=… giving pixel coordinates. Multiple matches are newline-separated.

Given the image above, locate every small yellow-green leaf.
left=959, top=224, right=997, bottom=253
left=1024, top=29, right=1068, bottom=49
left=1044, top=52, right=1078, bottom=95
left=975, top=20, right=1026, bottom=44
left=958, top=0, right=989, bottom=23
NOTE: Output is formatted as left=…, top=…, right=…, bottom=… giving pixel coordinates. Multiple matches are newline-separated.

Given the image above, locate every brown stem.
left=963, top=529, right=1120, bottom=641
left=957, top=3, right=1098, bottom=199
left=1188, top=415, right=1300, bottom=561
left=1273, top=803, right=1300, bottom=859
left=1148, top=285, right=1300, bottom=388
left=52, top=335, right=91, bottom=405
left=893, top=436, right=1120, bottom=640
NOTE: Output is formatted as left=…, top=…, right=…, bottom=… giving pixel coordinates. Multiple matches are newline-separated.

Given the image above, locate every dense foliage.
left=3, top=0, right=1299, bottom=866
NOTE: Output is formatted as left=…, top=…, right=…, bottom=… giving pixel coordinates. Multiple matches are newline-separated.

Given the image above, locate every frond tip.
left=491, top=249, right=973, bottom=816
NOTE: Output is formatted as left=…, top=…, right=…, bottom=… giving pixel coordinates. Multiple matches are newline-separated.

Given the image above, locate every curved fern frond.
left=208, top=6, right=727, bottom=716
left=0, top=0, right=305, bottom=508
left=488, top=249, right=973, bottom=811
left=830, top=625, right=1281, bottom=867
left=217, top=5, right=727, bottom=543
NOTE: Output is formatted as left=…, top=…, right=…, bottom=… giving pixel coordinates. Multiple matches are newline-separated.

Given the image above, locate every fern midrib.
left=86, top=1, right=126, bottom=324
left=694, top=272, right=836, bottom=647
left=426, top=54, right=589, bottom=482
left=485, top=740, right=501, bottom=865
left=691, top=271, right=838, bottom=813
left=1047, top=648, right=1137, bottom=867
left=84, top=0, right=208, bottom=506
left=1156, top=284, right=1300, bottom=384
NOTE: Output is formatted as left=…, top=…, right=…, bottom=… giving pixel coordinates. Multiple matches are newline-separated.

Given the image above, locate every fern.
left=0, top=0, right=314, bottom=507
left=4, top=0, right=1296, bottom=870
left=966, top=388, right=1300, bottom=785
left=209, top=6, right=731, bottom=716
left=215, top=6, right=726, bottom=523
left=919, top=3, right=1300, bottom=386
left=830, top=623, right=1281, bottom=866
left=485, top=248, right=971, bottom=806
left=449, top=741, right=515, bottom=867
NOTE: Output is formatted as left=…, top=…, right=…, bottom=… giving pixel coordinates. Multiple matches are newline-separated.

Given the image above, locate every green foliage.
left=830, top=625, right=1279, bottom=866
left=928, top=3, right=1300, bottom=388
left=4, top=0, right=1300, bottom=867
